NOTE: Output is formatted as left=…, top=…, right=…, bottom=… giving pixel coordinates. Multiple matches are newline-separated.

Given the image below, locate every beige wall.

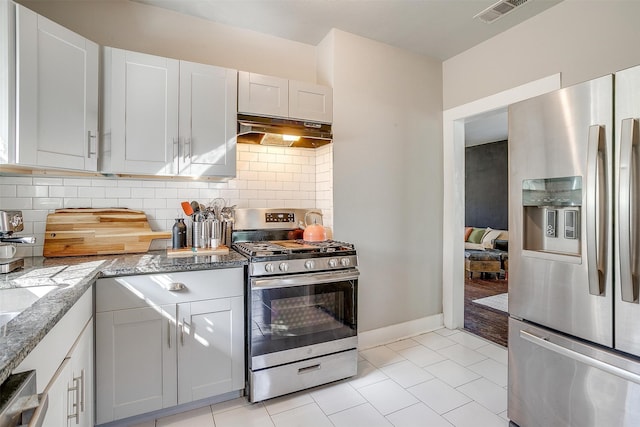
left=443, top=0, right=640, bottom=110
left=17, top=0, right=318, bottom=82
left=319, top=30, right=443, bottom=332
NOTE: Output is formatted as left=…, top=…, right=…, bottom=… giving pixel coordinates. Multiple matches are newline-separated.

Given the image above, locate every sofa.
left=464, top=227, right=509, bottom=279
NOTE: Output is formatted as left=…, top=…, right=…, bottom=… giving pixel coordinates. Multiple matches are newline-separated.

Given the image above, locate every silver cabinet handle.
left=619, top=118, right=639, bottom=303
left=183, top=137, right=191, bottom=163
left=87, top=131, right=97, bottom=158
left=167, top=319, right=172, bottom=349
left=586, top=124, right=608, bottom=296
left=520, top=329, right=640, bottom=385
left=181, top=317, right=191, bottom=346
left=78, top=369, right=85, bottom=413
left=173, top=137, right=180, bottom=168
left=67, top=377, right=80, bottom=424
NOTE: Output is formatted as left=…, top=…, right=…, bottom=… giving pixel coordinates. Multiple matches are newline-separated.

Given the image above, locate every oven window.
left=250, top=280, right=356, bottom=357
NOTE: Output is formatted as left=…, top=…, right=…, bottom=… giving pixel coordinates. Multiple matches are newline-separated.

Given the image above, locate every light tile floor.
left=131, top=328, right=509, bottom=427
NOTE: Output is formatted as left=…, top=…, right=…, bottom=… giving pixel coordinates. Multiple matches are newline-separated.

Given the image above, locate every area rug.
left=472, top=293, right=508, bottom=313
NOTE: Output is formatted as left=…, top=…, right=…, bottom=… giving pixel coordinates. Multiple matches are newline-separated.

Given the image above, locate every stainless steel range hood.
left=237, top=113, right=332, bottom=148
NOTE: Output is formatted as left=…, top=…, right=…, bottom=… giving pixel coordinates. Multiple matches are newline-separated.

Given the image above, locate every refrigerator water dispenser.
left=522, top=176, right=582, bottom=256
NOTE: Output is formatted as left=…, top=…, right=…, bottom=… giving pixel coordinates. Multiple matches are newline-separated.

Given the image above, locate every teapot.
left=303, top=211, right=327, bottom=242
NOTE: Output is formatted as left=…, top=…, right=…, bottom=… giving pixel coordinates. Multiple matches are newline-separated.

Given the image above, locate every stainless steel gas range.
left=232, top=208, right=359, bottom=403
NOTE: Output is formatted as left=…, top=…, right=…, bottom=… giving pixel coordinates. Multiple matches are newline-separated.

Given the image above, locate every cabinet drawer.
left=15, top=287, right=93, bottom=393
left=96, top=268, right=243, bottom=312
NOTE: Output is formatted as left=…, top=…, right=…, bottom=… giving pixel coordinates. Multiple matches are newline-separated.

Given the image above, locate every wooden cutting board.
left=44, top=208, right=171, bottom=257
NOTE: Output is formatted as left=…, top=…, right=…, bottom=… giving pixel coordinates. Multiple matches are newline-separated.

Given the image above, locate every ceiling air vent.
left=474, top=0, right=529, bottom=23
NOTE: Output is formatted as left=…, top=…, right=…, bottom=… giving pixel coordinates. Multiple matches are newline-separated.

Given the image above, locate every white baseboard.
left=358, top=313, right=444, bottom=350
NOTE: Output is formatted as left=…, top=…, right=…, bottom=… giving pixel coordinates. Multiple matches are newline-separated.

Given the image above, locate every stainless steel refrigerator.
left=508, top=64, right=640, bottom=427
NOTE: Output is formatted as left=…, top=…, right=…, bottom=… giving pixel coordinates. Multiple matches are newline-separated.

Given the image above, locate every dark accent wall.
left=465, top=140, right=508, bottom=230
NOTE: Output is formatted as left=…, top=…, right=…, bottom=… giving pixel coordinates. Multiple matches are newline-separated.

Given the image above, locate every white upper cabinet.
left=238, top=71, right=332, bottom=123
left=179, top=61, right=237, bottom=177
left=103, top=48, right=179, bottom=175
left=15, top=5, right=99, bottom=171
left=238, top=72, right=288, bottom=118
left=103, top=47, right=237, bottom=177
left=288, top=79, right=333, bottom=123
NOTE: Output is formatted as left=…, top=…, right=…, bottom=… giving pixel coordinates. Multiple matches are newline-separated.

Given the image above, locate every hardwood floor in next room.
left=464, top=275, right=508, bottom=347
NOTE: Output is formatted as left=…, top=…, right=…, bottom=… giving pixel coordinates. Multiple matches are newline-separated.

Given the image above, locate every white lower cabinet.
left=95, top=269, right=244, bottom=424
left=40, top=320, right=94, bottom=427
left=14, top=287, right=94, bottom=427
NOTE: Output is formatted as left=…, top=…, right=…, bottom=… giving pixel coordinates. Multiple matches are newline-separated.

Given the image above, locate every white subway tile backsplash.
left=143, top=199, right=167, bottom=209
left=238, top=151, right=259, bottom=162
left=276, top=172, right=293, bottom=182
left=91, top=178, right=118, bottom=187
left=105, top=187, right=131, bottom=198
left=92, top=198, right=120, bottom=208
left=131, top=188, right=155, bottom=199
left=265, top=181, right=283, bottom=191
left=32, top=198, right=63, bottom=210
left=22, top=210, right=49, bottom=222
left=250, top=162, right=270, bottom=172
left=142, top=181, right=167, bottom=188
left=267, top=163, right=285, bottom=173
left=247, top=181, right=266, bottom=190
left=285, top=164, right=302, bottom=173
left=50, top=186, right=78, bottom=198
left=1, top=176, right=32, bottom=185
left=63, top=178, right=93, bottom=187
left=117, top=198, right=144, bottom=209
left=258, top=153, right=277, bottom=163
left=282, top=182, right=300, bottom=191
left=16, top=185, right=48, bottom=197
left=64, top=198, right=92, bottom=208
left=32, top=177, right=63, bottom=186
left=117, top=179, right=143, bottom=188
left=78, top=186, right=105, bottom=198
left=0, top=185, right=17, bottom=198
left=155, top=188, right=178, bottom=199
left=1, top=143, right=334, bottom=252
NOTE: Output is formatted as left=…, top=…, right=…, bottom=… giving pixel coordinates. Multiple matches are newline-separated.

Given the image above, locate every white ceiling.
left=465, top=108, right=508, bottom=146
left=136, top=0, right=562, bottom=60
left=136, top=0, right=562, bottom=145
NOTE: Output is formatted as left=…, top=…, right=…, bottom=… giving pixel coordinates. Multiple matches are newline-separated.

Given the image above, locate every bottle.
left=172, top=218, right=187, bottom=249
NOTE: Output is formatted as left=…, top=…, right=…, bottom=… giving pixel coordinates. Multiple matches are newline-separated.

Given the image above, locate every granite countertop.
left=0, top=250, right=247, bottom=386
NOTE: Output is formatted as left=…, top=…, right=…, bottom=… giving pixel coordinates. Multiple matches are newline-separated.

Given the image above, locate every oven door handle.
left=251, top=269, right=359, bottom=289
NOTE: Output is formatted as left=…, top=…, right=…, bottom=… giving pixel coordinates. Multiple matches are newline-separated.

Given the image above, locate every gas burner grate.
left=233, top=239, right=355, bottom=257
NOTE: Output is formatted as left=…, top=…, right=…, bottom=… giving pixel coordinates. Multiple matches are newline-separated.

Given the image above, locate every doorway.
left=463, top=134, right=509, bottom=346
left=441, top=74, right=561, bottom=339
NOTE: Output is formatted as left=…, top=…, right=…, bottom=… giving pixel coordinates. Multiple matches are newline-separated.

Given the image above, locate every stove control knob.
left=304, top=260, right=315, bottom=270
left=329, top=258, right=338, bottom=268
left=279, top=262, right=289, bottom=272
left=265, top=263, right=275, bottom=273
left=340, top=257, right=351, bottom=267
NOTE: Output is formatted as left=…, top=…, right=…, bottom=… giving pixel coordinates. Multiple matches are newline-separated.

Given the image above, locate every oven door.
left=249, top=269, right=358, bottom=370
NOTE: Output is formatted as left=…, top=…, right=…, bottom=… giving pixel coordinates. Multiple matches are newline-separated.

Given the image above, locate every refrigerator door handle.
left=619, top=118, right=639, bottom=303
left=586, top=124, right=607, bottom=296
left=520, top=330, right=640, bottom=385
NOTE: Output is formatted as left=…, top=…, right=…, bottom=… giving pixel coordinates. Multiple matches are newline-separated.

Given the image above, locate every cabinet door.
left=40, top=357, right=72, bottom=427
left=107, top=48, right=179, bottom=175
left=177, top=296, right=244, bottom=404
left=69, top=319, right=94, bottom=427
left=16, top=5, right=98, bottom=171
left=289, top=80, right=333, bottom=123
left=179, top=61, right=237, bottom=177
left=95, top=305, right=177, bottom=424
left=238, top=71, right=288, bottom=118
